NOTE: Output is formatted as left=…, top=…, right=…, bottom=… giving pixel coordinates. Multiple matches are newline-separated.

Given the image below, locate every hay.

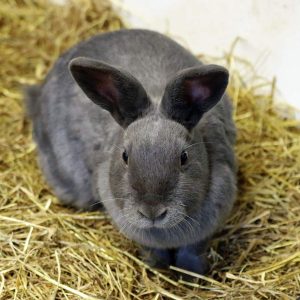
left=0, top=0, right=300, bottom=299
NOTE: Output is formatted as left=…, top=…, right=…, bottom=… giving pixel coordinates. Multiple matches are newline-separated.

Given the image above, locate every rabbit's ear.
left=160, top=65, right=229, bottom=130
left=69, top=57, right=151, bottom=128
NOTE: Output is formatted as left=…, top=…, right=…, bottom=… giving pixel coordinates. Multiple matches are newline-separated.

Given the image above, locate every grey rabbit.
left=25, top=29, right=237, bottom=276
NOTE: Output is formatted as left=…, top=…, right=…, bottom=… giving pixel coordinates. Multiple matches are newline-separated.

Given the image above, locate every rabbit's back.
left=49, top=29, right=202, bottom=99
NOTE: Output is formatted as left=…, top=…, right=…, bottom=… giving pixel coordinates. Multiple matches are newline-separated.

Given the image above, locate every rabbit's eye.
left=122, top=150, right=129, bottom=164
left=180, top=151, right=188, bottom=165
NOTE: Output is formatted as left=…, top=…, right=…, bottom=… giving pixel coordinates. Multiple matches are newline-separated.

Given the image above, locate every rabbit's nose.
left=138, top=207, right=167, bottom=222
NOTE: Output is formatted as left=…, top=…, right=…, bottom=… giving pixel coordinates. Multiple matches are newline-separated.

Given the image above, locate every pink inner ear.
left=185, top=79, right=211, bottom=104
left=94, top=72, right=119, bottom=104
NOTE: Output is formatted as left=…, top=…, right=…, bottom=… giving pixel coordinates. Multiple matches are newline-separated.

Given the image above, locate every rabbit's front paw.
left=140, top=247, right=174, bottom=269
left=175, top=246, right=209, bottom=280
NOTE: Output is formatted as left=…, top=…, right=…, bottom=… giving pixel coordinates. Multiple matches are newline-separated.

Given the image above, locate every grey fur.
left=26, top=29, right=237, bottom=273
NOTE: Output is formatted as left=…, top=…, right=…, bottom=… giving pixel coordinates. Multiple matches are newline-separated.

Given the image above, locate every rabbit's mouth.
left=119, top=215, right=203, bottom=248
left=129, top=205, right=187, bottom=230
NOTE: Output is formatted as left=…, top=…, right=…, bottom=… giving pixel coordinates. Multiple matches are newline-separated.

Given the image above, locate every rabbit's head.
left=70, top=57, right=229, bottom=248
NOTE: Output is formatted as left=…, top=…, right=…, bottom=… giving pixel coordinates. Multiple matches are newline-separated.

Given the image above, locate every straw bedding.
left=0, top=1, right=299, bottom=299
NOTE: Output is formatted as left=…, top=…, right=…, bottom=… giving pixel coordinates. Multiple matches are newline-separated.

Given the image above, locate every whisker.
left=184, top=142, right=203, bottom=150
left=89, top=201, right=102, bottom=207
left=183, top=140, right=219, bottom=150
left=90, top=196, right=130, bottom=207
left=111, top=144, right=124, bottom=151
left=173, top=208, right=202, bottom=228
left=173, top=210, right=194, bottom=232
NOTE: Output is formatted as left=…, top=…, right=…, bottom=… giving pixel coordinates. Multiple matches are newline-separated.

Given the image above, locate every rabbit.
left=25, top=29, right=237, bottom=276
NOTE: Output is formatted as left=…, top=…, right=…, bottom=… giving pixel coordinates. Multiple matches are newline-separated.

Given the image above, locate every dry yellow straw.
left=1, top=0, right=300, bottom=299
